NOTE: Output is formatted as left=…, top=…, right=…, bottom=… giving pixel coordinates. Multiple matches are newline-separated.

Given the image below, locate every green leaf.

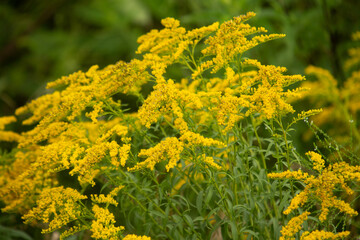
left=229, top=221, right=238, bottom=240
left=196, top=190, right=203, bottom=215
left=205, top=186, right=213, bottom=205
left=184, top=214, right=194, bottom=229
left=0, top=225, right=33, bottom=240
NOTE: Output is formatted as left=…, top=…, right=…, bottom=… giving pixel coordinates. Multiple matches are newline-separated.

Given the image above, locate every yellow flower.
left=300, top=230, right=350, bottom=240
left=123, top=234, right=151, bottom=240
left=23, top=187, right=87, bottom=233
left=268, top=154, right=359, bottom=221
left=0, top=148, right=58, bottom=214
left=201, top=12, right=285, bottom=73
left=280, top=211, right=310, bottom=240
left=0, top=118, right=21, bottom=142
left=91, top=186, right=124, bottom=206
left=128, top=137, right=184, bottom=172
left=306, top=151, right=325, bottom=173
left=201, top=154, right=222, bottom=170
left=179, top=131, right=225, bottom=147
left=86, top=102, right=104, bottom=123
left=60, top=225, right=89, bottom=240
left=241, top=59, right=305, bottom=119
left=91, top=204, right=124, bottom=240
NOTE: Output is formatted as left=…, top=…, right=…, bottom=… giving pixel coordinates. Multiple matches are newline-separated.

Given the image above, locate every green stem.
left=150, top=172, right=203, bottom=239
left=125, top=191, right=173, bottom=239
left=276, top=117, right=294, bottom=196
left=251, top=116, right=266, bottom=171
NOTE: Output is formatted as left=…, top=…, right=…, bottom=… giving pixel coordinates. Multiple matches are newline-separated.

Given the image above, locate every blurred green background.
left=1, top=0, right=360, bottom=239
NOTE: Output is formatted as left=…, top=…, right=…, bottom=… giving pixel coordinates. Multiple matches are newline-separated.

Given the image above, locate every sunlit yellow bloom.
left=0, top=116, right=21, bottom=142
left=60, top=225, right=89, bottom=240
left=201, top=154, right=222, bottom=170
left=86, top=102, right=104, bottom=123
left=179, top=131, right=225, bottom=147
left=128, top=137, right=184, bottom=172
left=91, top=186, right=124, bottom=206
left=300, top=230, right=350, bottom=240
left=306, top=151, right=325, bottom=173
left=280, top=211, right=310, bottom=240
left=91, top=204, right=124, bottom=240
left=269, top=153, right=359, bottom=221
left=23, top=187, right=87, bottom=233
left=123, top=234, right=151, bottom=240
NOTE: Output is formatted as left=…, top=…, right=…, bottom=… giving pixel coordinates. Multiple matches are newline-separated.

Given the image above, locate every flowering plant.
left=0, top=12, right=359, bottom=239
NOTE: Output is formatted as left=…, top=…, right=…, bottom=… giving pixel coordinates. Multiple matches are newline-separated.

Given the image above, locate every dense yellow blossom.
left=0, top=116, right=17, bottom=130
left=18, top=121, right=70, bottom=148
left=306, top=151, right=325, bottom=173
left=0, top=149, right=57, bottom=213
left=91, top=204, right=124, bottom=240
left=201, top=154, right=222, bottom=170
left=138, top=79, right=202, bottom=133
left=91, top=186, right=124, bottom=206
left=128, top=137, right=184, bottom=172
left=269, top=152, right=359, bottom=224
left=201, top=12, right=285, bottom=73
left=86, top=102, right=104, bottom=123
left=179, top=131, right=225, bottom=147
left=210, top=92, right=249, bottom=132
left=60, top=225, right=89, bottom=240
left=300, top=230, right=350, bottom=240
left=16, top=59, right=147, bottom=130
left=23, top=187, right=87, bottom=233
left=0, top=131, right=21, bottom=142
left=123, top=234, right=151, bottom=240
left=280, top=211, right=310, bottom=240
left=241, top=59, right=305, bottom=119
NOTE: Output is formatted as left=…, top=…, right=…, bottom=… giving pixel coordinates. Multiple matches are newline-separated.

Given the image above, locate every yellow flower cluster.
left=240, top=59, right=306, bottom=119
left=179, top=131, right=225, bottom=147
left=135, top=13, right=305, bottom=135
left=201, top=154, right=222, bottom=170
left=0, top=149, right=57, bottom=214
left=23, top=187, right=87, bottom=233
left=60, top=225, right=89, bottom=240
left=269, top=152, right=359, bottom=238
left=306, top=151, right=325, bottom=173
left=201, top=12, right=285, bottom=73
left=280, top=211, right=310, bottom=240
left=123, top=234, right=151, bottom=240
left=129, top=130, right=225, bottom=172
left=300, top=230, right=350, bottom=240
left=269, top=152, right=359, bottom=220
left=128, top=137, right=184, bottom=172
left=0, top=116, right=21, bottom=142
left=91, top=204, right=124, bottom=240
left=138, top=79, right=202, bottom=132
left=91, top=186, right=123, bottom=206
